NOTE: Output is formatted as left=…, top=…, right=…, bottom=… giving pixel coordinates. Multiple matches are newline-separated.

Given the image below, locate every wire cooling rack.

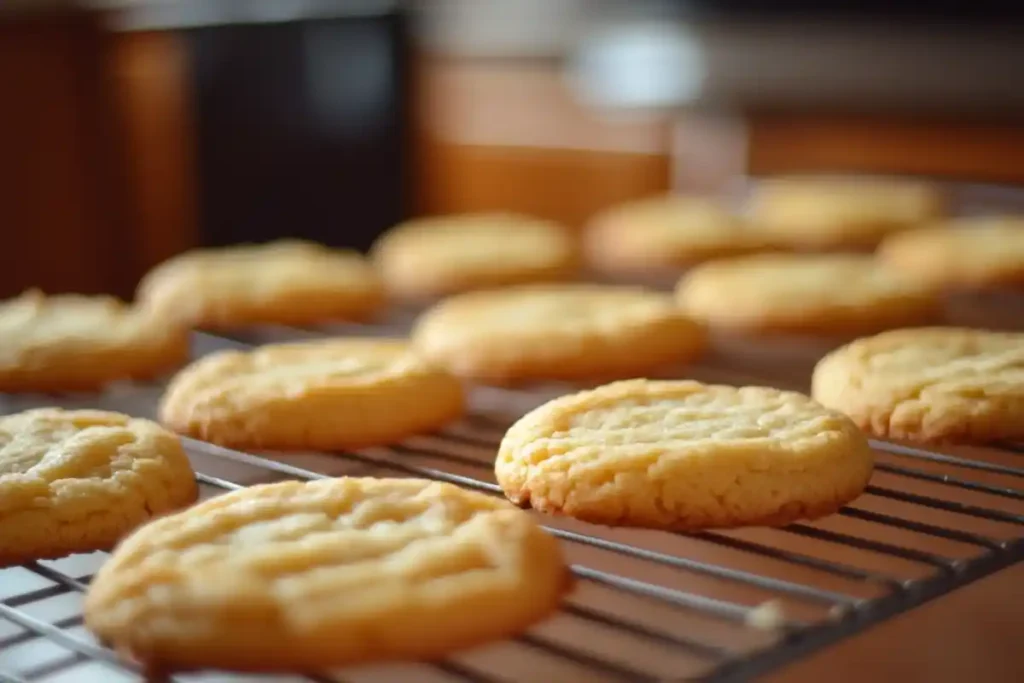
left=2, top=310, right=1024, bottom=683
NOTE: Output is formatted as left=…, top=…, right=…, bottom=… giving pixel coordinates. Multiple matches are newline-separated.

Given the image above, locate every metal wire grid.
left=2, top=318, right=1024, bottom=683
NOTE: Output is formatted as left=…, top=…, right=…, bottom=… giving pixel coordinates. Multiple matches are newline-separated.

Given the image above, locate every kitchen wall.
left=2, top=2, right=1024, bottom=297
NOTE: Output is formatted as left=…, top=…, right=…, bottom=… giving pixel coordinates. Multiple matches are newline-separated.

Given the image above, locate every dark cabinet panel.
left=187, top=12, right=411, bottom=252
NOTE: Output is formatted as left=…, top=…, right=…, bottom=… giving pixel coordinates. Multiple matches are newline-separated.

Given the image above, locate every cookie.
left=159, top=339, right=465, bottom=450
left=84, top=477, right=569, bottom=672
left=137, top=240, right=385, bottom=329
left=0, top=289, right=189, bottom=392
left=0, top=408, right=197, bottom=565
left=748, top=177, right=945, bottom=250
left=675, top=253, right=939, bottom=335
left=877, top=216, right=1024, bottom=289
left=411, top=284, right=707, bottom=384
left=370, top=213, right=579, bottom=300
left=496, top=379, right=874, bottom=530
left=585, top=195, right=768, bottom=274
left=811, top=327, right=1024, bottom=443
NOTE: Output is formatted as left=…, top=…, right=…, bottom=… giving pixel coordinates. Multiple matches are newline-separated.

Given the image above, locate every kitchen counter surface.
left=771, top=563, right=1024, bottom=682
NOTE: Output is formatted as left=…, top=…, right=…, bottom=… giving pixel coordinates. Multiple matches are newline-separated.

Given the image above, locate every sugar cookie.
left=159, top=339, right=465, bottom=450
left=877, top=216, right=1024, bottom=289
left=0, top=289, right=189, bottom=392
left=84, top=477, right=569, bottom=671
left=371, top=213, right=579, bottom=299
left=675, top=253, right=939, bottom=335
left=0, top=408, right=197, bottom=565
left=412, top=284, right=707, bottom=384
left=812, top=327, right=1024, bottom=443
left=585, top=195, right=768, bottom=274
left=749, top=177, right=944, bottom=249
left=496, top=379, right=874, bottom=529
left=137, top=240, right=385, bottom=329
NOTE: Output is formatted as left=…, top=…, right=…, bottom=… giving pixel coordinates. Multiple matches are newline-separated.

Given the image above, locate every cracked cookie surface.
left=84, top=477, right=569, bottom=671
left=137, top=240, right=384, bottom=328
left=412, top=284, right=707, bottom=384
left=159, top=339, right=466, bottom=450
left=496, top=379, right=874, bottom=530
left=0, top=408, right=198, bottom=565
left=812, top=327, right=1024, bottom=443
left=0, top=289, right=189, bottom=392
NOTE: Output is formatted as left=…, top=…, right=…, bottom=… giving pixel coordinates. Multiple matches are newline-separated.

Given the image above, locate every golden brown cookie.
left=748, top=177, right=945, bottom=250
left=159, top=339, right=466, bottom=450
left=496, top=379, right=874, bottom=530
left=877, top=216, right=1024, bottom=289
left=811, top=327, right=1024, bottom=443
left=137, top=240, right=385, bottom=329
left=412, top=284, right=707, bottom=385
left=675, top=253, right=940, bottom=335
left=371, top=213, right=579, bottom=300
left=585, top=195, right=769, bottom=274
left=0, top=289, right=189, bottom=392
left=0, top=408, right=197, bottom=565
left=84, top=477, right=569, bottom=672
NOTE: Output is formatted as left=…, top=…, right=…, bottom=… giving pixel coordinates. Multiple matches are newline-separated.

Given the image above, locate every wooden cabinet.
left=416, top=138, right=672, bottom=229
left=413, top=59, right=674, bottom=227
left=0, top=12, right=131, bottom=298
left=109, top=30, right=198, bottom=283
left=749, top=114, right=1024, bottom=184
left=0, top=15, right=195, bottom=299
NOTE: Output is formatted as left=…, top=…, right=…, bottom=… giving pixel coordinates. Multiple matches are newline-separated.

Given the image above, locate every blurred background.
left=4, top=0, right=1024, bottom=299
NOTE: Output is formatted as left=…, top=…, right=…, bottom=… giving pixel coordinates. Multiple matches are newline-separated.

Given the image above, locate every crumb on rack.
left=746, top=599, right=786, bottom=630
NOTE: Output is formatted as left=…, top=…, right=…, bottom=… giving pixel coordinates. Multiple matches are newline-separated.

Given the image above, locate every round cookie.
left=159, top=339, right=466, bottom=450
left=877, top=216, right=1024, bottom=289
left=84, top=477, right=569, bottom=672
left=811, top=327, right=1024, bottom=443
left=0, top=408, right=198, bottom=565
left=137, top=240, right=385, bottom=329
left=0, top=289, right=189, bottom=392
left=411, top=284, right=707, bottom=385
left=496, top=379, right=874, bottom=530
left=371, top=213, right=579, bottom=300
left=585, top=195, right=768, bottom=274
left=675, top=253, right=939, bottom=335
left=748, top=177, right=945, bottom=250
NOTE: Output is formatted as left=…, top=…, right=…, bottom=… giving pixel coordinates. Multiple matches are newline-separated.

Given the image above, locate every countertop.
left=771, top=563, right=1024, bottom=682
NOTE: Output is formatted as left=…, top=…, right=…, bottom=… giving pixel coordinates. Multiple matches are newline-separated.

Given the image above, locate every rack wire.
left=2, top=312, right=1024, bottom=683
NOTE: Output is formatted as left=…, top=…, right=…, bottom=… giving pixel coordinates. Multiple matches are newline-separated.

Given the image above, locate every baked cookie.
left=0, top=289, right=189, bottom=392
left=585, top=195, right=768, bottom=274
left=371, top=213, right=579, bottom=300
left=84, top=477, right=569, bottom=672
left=137, top=240, right=385, bottom=329
left=0, top=408, right=197, bottom=565
left=675, top=253, right=939, bottom=335
left=159, top=339, right=465, bottom=450
left=496, top=379, right=873, bottom=529
left=411, top=284, right=707, bottom=384
left=877, top=216, right=1024, bottom=289
left=811, top=327, right=1024, bottom=443
left=748, top=177, right=945, bottom=250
